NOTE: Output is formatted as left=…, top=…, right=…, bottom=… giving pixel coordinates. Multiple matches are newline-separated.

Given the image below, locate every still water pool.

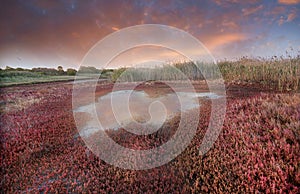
left=74, top=90, right=221, bottom=137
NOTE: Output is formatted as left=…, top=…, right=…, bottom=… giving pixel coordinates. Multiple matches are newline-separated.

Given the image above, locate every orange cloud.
left=287, top=9, right=297, bottom=21
left=213, top=0, right=259, bottom=6
left=71, top=32, right=80, bottom=38
left=270, top=6, right=286, bottom=16
left=222, top=21, right=239, bottom=29
left=242, top=5, right=264, bottom=16
left=107, top=46, right=183, bottom=68
left=278, top=0, right=300, bottom=4
left=112, top=27, right=120, bottom=31
left=206, top=33, right=247, bottom=50
left=278, top=16, right=286, bottom=25
left=277, top=9, right=297, bottom=25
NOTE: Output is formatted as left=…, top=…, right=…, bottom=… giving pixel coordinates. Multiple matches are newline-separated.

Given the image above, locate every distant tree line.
left=0, top=66, right=78, bottom=76
left=0, top=65, right=114, bottom=78
left=77, top=66, right=114, bottom=78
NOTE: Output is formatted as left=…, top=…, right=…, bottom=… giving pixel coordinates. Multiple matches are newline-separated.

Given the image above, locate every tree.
left=5, top=66, right=14, bottom=71
left=57, top=66, right=64, bottom=75
left=66, top=68, right=77, bottom=76
left=31, top=67, right=58, bottom=75
left=77, top=66, right=101, bottom=74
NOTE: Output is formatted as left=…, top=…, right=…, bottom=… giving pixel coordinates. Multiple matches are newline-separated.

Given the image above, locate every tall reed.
left=111, top=56, right=300, bottom=91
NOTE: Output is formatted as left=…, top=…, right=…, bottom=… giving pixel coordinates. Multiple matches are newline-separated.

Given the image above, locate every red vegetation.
left=0, top=82, right=299, bottom=193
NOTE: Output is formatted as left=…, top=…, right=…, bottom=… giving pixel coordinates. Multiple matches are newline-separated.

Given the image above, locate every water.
left=74, top=90, right=221, bottom=137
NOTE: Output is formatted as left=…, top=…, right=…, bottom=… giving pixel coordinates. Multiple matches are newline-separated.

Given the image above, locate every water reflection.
left=74, top=90, right=221, bottom=137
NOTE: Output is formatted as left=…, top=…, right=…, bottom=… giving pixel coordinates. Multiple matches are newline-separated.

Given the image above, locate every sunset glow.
left=0, top=0, right=299, bottom=69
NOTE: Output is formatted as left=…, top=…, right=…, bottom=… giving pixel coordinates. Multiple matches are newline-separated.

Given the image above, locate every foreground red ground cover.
left=0, top=82, right=299, bottom=193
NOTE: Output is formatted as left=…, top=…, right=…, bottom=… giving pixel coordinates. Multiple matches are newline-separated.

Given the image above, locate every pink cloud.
left=278, top=0, right=300, bottom=5
left=278, top=16, right=286, bottom=25
left=270, top=6, right=286, bottom=16
left=222, top=21, right=239, bottom=29
left=277, top=9, right=297, bottom=25
left=71, top=32, right=80, bottom=39
left=111, top=27, right=120, bottom=31
left=287, top=9, right=297, bottom=21
left=242, top=5, right=264, bottom=16
left=205, top=33, right=247, bottom=50
left=213, top=0, right=259, bottom=6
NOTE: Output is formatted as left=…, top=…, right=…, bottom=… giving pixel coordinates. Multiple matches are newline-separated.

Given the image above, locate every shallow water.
left=74, top=90, right=221, bottom=137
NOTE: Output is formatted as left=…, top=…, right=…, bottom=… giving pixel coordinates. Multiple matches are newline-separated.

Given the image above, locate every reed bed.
left=219, top=56, right=300, bottom=91
left=112, top=56, right=300, bottom=91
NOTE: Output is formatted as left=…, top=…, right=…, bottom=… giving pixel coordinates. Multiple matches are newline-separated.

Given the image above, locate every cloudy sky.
left=0, top=0, right=299, bottom=69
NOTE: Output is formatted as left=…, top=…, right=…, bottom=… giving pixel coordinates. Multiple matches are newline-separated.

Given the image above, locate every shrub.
left=66, top=68, right=77, bottom=76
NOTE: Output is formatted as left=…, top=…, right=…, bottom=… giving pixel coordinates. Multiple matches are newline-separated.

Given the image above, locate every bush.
left=77, top=66, right=101, bottom=74
left=66, top=68, right=77, bottom=76
left=0, top=71, right=42, bottom=78
left=31, top=68, right=59, bottom=76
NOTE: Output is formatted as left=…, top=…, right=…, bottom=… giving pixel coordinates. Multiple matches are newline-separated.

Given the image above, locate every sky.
left=0, top=0, right=299, bottom=69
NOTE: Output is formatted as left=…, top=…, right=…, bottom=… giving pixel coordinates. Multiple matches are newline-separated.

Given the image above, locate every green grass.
left=0, top=71, right=92, bottom=87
